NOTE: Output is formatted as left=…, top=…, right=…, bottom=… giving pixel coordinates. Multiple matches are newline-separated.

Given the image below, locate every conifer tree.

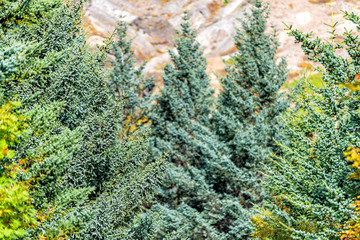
left=108, top=20, right=154, bottom=135
left=211, top=0, right=288, bottom=206
left=1, top=1, right=163, bottom=238
left=134, top=13, right=253, bottom=239
left=252, top=11, right=360, bottom=239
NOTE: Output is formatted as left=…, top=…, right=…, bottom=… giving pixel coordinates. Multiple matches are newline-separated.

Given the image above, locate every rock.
left=188, top=0, right=213, bottom=17
left=197, top=19, right=235, bottom=56
left=209, top=36, right=236, bottom=57
left=84, top=0, right=360, bottom=82
left=159, top=0, right=189, bottom=16
left=131, top=16, right=176, bottom=46
left=207, top=56, right=226, bottom=75
left=219, top=0, right=247, bottom=17
left=188, top=9, right=207, bottom=29
left=131, top=33, right=158, bottom=62
left=86, top=35, right=105, bottom=50
left=295, top=12, right=312, bottom=26
left=168, top=15, right=183, bottom=30
left=84, top=0, right=137, bottom=35
left=144, top=53, right=172, bottom=85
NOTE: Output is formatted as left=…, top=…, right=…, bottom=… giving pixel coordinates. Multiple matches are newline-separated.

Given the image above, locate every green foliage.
left=340, top=147, right=360, bottom=240
left=339, top=66, right=360, bottom=239
left=209, top=0, right=288, bottom=237
left=0, top=101, right=36, bottom=240
left=253, top=11, right=360, bottom=239
left=0, top=41, right=37, bottom=240
left=0, top=0, right=61, bottom=34
left=283, top=72, right=323, bottom=92
left=109, top=20, right=154, bottom=135
left=0, top=176, right=36, bottom=239
left=344, top=147, right=360, bottom=180
left=0, top=101, right=26, bottom=160
left=1, top=1, right=163, bottom=238
left=132, top=12, right=253, bottom=239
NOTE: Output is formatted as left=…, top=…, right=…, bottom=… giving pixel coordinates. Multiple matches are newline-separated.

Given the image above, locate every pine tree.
left=133, top=13, right=253, bottom=239
left=1, top=1, right=163, bottom=238
left=108, top=20, right=154, bottom=136
left=252, top=11, right=360, bottom=239
left=211, top=0, right=288, bottom=207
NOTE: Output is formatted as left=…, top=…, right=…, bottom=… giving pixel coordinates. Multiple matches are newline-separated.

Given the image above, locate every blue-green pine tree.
left=1, top=1, right=163, bottom=238
left=253, top=11, right=360, bottom=240
left=134, top=13, right=253, bottom=239
left=211, top=0, right=288, bottom=207
left=108, top=20, right=154, bottom=136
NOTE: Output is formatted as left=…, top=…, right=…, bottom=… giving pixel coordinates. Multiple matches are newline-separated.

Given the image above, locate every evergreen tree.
left=108, top=20, right=154, bottom=136
left=211, top=0, right=288, bottom=206
left=252, top=12, right=360, bottom=239
left=135, top=13, right=252, bottom=239
left=1, top=1, right=163, bottom=238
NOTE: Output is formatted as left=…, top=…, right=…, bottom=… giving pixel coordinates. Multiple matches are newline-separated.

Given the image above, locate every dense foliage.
left=0, top=91, right=35, bottom=240
left=0, top=41, right=36, bottom=240
left=211, top=0, right=288, bottom=207
left=130, top=6, right=285, bottom=238
left=5, top=0, right=360, bottom=239
left=136, top=14, right=235, bottom=239
left=252, top=11, right=360, bottom=240
left=0, top=174, right=36, bottom=239
left=340, top=147, right=360, bottom=240
left=1, top=0, right=162, bottom=239
left=108, top=20, right=154, bottom=136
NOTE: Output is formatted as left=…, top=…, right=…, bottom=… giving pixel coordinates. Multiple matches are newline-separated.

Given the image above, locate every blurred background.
left=83, top=0, right=359, bottom=87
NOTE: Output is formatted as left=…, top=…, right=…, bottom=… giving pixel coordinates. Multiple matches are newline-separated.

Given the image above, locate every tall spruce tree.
left=134, top=13, right=253, bottom=239
left=252, top=11, right=360, bottom=240
left=211, top=0, right=288, bottom=206
left=1, top=1, right=162, bottom=238
left=108, top=20, right=154, bottom=136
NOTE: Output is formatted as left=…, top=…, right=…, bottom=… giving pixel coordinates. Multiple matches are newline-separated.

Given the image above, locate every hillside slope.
left=84, top=0, right=359, bottom=85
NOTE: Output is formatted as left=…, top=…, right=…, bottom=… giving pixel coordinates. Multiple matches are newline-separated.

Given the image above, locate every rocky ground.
left=83, top=0, right=360, bottom=87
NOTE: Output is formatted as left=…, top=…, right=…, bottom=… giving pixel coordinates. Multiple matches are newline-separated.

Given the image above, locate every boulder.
left=131, top=16, right=176, bottom=46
